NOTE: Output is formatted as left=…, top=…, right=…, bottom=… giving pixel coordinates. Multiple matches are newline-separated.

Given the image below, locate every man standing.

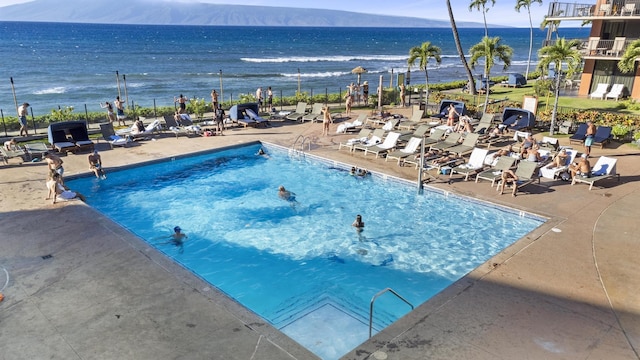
left=255, top=87, right=263, bottom=112
left=114, top=96, right=126, bottom=126
left=18, top=102, right=29, bottom=137
left=585, top=121, right=597, bottom=157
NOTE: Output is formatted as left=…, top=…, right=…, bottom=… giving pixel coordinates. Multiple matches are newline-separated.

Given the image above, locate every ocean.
left=0, top=22, right=589, bottom=115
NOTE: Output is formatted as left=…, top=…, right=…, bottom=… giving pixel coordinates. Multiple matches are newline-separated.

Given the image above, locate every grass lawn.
left=447, top=81, right=640, bottom=115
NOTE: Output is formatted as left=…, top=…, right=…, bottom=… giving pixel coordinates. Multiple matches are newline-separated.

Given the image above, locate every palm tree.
left=469, top=36, right=513, bottom=110
left=515, top=0, right=543, bottom=80
left=618, top=39, right=640, bottom=73
left=537, top=38, right=582, bottom=135
left=469, top=0, right=496, bottom=37
left=447, top=0, right=477, bottom=95
left=407, top=42, right=442, bottom=108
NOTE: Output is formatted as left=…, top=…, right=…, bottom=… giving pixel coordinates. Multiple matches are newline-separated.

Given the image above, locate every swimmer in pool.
left=157, top=226, right=188, bottom=253
left=352, top=214, right=365, bottom=241
left=278, top=186, right=297, bottom=207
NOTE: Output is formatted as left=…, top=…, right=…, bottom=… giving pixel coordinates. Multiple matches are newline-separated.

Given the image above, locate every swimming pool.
left=68, top=142, right=544, bottom=359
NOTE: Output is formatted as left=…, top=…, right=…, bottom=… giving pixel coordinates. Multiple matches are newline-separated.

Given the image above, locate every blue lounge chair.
left=569, top=123, right=589, bottom=145
left=592, top=126, right=612, bottom=148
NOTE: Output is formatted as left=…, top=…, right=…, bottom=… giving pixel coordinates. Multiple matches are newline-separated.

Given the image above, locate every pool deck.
left=1, top=112, right=639, bottom=359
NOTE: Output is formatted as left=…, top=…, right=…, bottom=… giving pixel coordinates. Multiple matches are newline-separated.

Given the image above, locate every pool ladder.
left=290, top=135, right=312, bottom=157
left=369, top=287, right=414, bottom=338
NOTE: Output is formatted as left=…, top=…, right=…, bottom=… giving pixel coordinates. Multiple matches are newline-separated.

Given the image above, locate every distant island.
left=0, top=0, right=498, bottom=28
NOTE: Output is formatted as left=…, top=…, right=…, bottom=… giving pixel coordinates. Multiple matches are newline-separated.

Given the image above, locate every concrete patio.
left=0, top=112, right=638, bottom=359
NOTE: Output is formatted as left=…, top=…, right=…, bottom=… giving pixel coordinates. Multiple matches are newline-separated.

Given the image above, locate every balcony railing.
left=542, top=37, right=634, bottom=58
left=547, top=1, right=639, bottom=19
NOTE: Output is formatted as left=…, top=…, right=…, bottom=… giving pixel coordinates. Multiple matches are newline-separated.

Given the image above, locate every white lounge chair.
left=605, top=84, right=627, bottom=101
left=606, top=37, right=626, bottom=57
left=336, top=114, right=366, bottom=133
left=449, top=147, right=489, bottom=181
left=539, top=149, right=577, bottom=180
left=364, top=132, right=401, bottom=158
left=589, top=83, right=609, bottom=100
left=338, top=128, right=371, bottom=151
left=352, top=129, right=386, bottom=153
left=385, top=137, right=422, bottom=165
left=572, top=156, right=620, bottom=190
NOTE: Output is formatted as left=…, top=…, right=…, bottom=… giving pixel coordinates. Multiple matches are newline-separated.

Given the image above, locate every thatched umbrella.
left=351, top=66, right=367, bottom=85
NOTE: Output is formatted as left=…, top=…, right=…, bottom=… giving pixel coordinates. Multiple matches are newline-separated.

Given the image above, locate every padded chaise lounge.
left=571, top=156, right=620, bottom=190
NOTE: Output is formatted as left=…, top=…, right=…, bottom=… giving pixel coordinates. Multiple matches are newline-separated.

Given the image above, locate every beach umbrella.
left=351, top=66, right=367, bottom=85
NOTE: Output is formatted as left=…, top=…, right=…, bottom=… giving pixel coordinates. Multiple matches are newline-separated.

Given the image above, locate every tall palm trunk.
left=447, top=0, right=476, bottom=95
left=550, top=66, right=562, bottom=135
left=526, top=7, right=533, bottom=79
left=425, top=70, right=430, bottom=108
left=483, top=10, right=488, bottom=37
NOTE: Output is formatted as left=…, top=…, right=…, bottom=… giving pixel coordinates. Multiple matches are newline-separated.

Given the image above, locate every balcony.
left=543, top=37, right=634, bottom=59
left=546, top=1, right=639, bottom=20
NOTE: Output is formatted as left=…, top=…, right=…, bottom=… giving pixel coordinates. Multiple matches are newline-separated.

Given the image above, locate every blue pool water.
left=68, top=142, right=544, bottom=359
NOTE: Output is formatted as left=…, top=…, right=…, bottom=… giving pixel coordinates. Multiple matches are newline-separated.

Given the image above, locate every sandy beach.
left=1, top=112, right=639, bottom=359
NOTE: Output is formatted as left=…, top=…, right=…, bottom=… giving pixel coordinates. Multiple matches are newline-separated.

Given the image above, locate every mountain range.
left=0, top=0, right=493, bottom=28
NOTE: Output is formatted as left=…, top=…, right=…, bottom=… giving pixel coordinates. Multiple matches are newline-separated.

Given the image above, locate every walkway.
left=0, top=113, right=638, bottom=359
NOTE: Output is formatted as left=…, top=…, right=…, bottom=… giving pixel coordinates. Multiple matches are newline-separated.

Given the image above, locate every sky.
left=0, top=0, right=552, bottom=27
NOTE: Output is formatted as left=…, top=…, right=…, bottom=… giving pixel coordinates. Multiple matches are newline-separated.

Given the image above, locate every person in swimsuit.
left=114, top=96, right=127, bottom=126
left=100, top=101, right=116, bottom=123
left=210, top=89, right=219, bottom=111
left=584, top=121, right=597, bottom=157
left=322, top=106, right=332, bottom=136
left=157, top=226, right=188, bottom=253
left=446, top=104, right=459, bottom=127
left=352, top=214, right=365, bottom=241
left=88, top=150, right=106, bottom=179
left=278, top=186, right=297, bottom=207
left=44, top=152, right=64, bottom=183
left=18, top=102, right=29, bottom=137
left=174, top=94, right=188, bottom=114
left=46, top=173, right=85, bottom=204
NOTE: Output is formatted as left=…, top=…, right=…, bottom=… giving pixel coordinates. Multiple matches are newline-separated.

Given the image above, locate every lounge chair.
left=49, top=128, right=77, bottom=154
left=558, top=120, right=573, bottom=135
left=364, top=132, right=401, bottom=158
left=592, top=126, right=612, bottom=148
left=301, top=103, right=323, bottom=122
left=605, top=83, right=627, bottom=101
left=24, top=142, right=50, bottom=159
left=539, top=136, right=559, bottom=151
left=422, top=128, right=446, bottom=147
left=164, top=115, right=190, bottom=138
left=397, top=111, right=424, bottom=130
left=338, top=128, right=372, bottom=151
left=68, top=125, right=95, bottom=153
left=449, top=147, right=489, bottom=181
left=285, top=102, right=308, bottom=121
left=1, top=146, right=27, bottom=164
left=100, top=123, right=131, bottom=148
left=385, top=137, right=422, bottom=165
left=336, top=113, right=366, bottom=134
left=473, top=113, right=495, bottom=135
left=429, top=132, right=462, bottom=151
left=569, top=123, right=589, bottom=145
left=245, top=108, right=270, bottom=127
left=572, top=156, right=620, bottom=190
left=589, top=83, right=609, bottom=100
left=352, top=128, right=386, bottom=153
left=476, top=156, right=517, bottom=186
left=446, top=133, right=480, bottom=156
left=399, top=124, right=432, bottom=143
left=496, top=160, right=540, bottom=196
left=539, top=149, right=577, bottom=180
left=606, top=38, right=626, bottom=57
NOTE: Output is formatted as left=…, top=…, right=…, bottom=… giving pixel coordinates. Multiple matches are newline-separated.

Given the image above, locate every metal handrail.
left=369, top=287, right=414, bottom=338
left=291, top=134, right=311, bottom=153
